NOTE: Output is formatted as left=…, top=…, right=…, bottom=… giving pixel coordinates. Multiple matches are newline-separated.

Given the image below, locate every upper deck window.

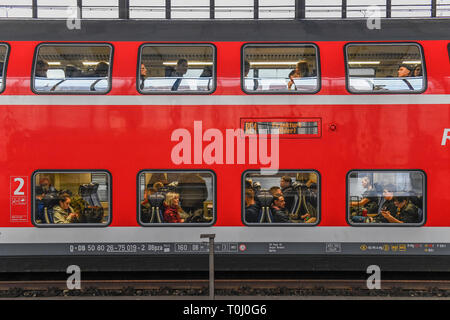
left=33, top=44, right=112, bottom=94
left=242, top=44, right=320, bottom=93
left=346, top=43, right=425, bottom=93
left=0, top=44, right=8, bottom=93
left=138, top=44, right=215, bottom=94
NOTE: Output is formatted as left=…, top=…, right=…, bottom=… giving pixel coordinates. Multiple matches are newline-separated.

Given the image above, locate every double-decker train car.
left=0, top=17, right=449, bottom=272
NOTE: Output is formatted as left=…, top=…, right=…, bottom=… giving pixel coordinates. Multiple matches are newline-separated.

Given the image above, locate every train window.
left=32, top=171, right=111, bottom=227
left=242, top=44, right=320, bottom=93
left=346, top=43, right=425, bottom=93
left=138, top=171, right=216, bottom=225
left=243, top=170, right=320, bottom=225
left=0, top=44, right=8, bottom=93
left=347, top=170, right=426, bottom=226
left=32, top=44, right=112, bottom=94
left=138, top=44, right=215, bottom=94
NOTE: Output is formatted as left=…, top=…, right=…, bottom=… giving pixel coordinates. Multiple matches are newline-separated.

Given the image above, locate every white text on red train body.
left=442, top=128, right=450, bottom=146
left=171, top=121, right=279, bottom=174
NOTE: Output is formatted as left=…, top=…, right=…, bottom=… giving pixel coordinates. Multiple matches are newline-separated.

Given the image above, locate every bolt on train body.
left=0, top=17, right=449, bottom=272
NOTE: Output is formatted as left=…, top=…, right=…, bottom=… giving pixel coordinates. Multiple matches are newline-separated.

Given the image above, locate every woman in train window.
left=53, top=193, right=79, bottom=224
left=288, top=61, right=309, bottom=90
left=163, top=192, right=185, bottom=223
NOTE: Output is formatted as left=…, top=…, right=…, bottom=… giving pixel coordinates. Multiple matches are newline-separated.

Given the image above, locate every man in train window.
left=245, top=188, right=259, bottom=223
left=350, top=176, right=379, bottom=215
left=270, top=195, right=290, bottom=223
left=397, top=64, right=412, bottom=78
left=53, top=193, right=79, bottom=224
left=170, top=58, right=188, bottom=91
left=280, top=176, right=297, bottom=214
left=35, top=60, right=49, bottom=78
left=380, top=194, right=420, bottom=224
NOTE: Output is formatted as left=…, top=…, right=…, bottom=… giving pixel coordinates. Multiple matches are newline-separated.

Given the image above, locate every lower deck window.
left=243, top=170, right=320, bottom=225
left=139, top=171, right=215, bottom=225
left=33, top=171, right=111, bottom=226
left=347, top=170, right=425, bottom=225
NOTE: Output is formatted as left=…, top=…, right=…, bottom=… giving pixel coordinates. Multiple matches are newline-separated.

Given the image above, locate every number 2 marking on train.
left=13, top=178, right=25, bottom=195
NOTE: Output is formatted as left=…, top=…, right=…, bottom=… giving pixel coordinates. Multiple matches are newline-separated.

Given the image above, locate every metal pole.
left=166, top=0, right=171, bottom=19
left=119, top=0, right=129, bottom=19
left=77, top=0, right=82, bottom=19
left=200, top=234, right=215, bottom=300
left=254, top=0, right=259, bottom=19
left=295, top=0, right=305, bottom=19
left=431, top=0, right=437, bottom=17
left=210, top=0, right=215, bottom=19
left=341, top=0, right=347, bottom=18
left=386, top=0, right=391, bottom=18
left=32, top=0, right=38, bottom=19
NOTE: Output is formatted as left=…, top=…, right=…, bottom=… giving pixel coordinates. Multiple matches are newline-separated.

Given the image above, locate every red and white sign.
left=10, top=176, right=28, bottom=222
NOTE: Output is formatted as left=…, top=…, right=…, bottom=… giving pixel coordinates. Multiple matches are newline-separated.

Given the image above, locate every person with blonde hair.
left=163, top=192, right=185, bottom=223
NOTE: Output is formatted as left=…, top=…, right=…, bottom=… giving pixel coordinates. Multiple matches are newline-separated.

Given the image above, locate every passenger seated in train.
left=245, top=188, right=259, bottom=223
left=280, top=176, right=297, bottom=214
left=140, top=63, right=147, bottom=90
left=53, top=193, right=79, bottom=224
left=35, top=60, right=49, bottom=77
left=200, top=66, right=212, bottom=77
left=349, top=176, right=379, bottom=216
left=397, top=64, right=412, bottom=77
left=269, top=186, right=282, bottom=197
left=270, top=195, right=290, bottom=223
left=94, top=62, right=109, bottom=77
left=381, top=194, right=421, bottom=224
left=65, top=65, right=82, bottom=78
left=35, top=177, right=57, bottom=200
left=169, top=59, right=188, bottom=91
left=413, top=65, right=422, bottom=77
left=163, top=192, right=185, bottom=223
left=244, top=60, right=250, bottom=77
left=287, top=70, right=299, bottom=90
left=373, top=184, right=397, bottom=223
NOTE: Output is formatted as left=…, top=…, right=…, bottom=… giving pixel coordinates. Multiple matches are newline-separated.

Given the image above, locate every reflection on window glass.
left=33, top=45, right=112, bottom=93
left=346, top=44, right=425, bottom=93
left=0, top=45, right=7, bottom=91
left=348, top=171, right=425, bottom=225
left=139, top=171, right=215, bottom=224
left=33, top=172, right=110, bottom=225
left=139, top=45, right=214, bottom=93
left=243, top=45, right=319, bottom=93
left=244, top=171, right=319, bottom=224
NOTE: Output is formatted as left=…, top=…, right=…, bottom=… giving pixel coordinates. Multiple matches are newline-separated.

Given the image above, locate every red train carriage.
left=0, top=18, right=449, bottom=272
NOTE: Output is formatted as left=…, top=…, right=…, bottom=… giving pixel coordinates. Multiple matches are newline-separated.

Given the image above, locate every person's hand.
left=381, top=211, right=391, bottom=219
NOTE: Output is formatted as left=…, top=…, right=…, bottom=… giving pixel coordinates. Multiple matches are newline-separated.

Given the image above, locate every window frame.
left=137, top=169, right=217, bottom=227
left=31, top=169, right=113, bottom=228
left=0, top=43, right=10, bottom=94
left=346, top=169, right=427, bottom=227
left=137, top=43, right=217, bottom=95
left=241, top=169, right=321, bottom=226
left=241, top=42, right=321, bottom=95
left=31, top=42, right=114, bottom=95
left=344, top=42, right=427, bottom=94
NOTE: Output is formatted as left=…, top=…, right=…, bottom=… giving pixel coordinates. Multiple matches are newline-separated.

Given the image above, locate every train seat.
left=148, top=192, right=166, bottom=223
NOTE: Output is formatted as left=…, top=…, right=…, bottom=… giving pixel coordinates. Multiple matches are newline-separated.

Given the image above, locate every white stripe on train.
left=0, top=226, right=448, bottom=243
left=1, top=94, right=450, bottom=105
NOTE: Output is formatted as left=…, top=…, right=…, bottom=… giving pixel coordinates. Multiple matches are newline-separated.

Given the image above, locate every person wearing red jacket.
left=163, top=192, right=185, bottom=223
